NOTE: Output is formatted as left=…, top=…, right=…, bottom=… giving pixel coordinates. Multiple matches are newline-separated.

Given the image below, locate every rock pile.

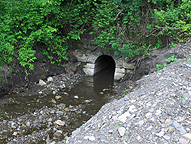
left=65, top=52, right=191, bottom=143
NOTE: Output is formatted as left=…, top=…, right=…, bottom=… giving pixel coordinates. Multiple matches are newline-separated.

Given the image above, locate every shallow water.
left=0, top=66, right=117, bottom=141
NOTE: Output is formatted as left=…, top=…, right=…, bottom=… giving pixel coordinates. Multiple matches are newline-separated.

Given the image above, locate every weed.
left=156, top=54, right=182, bottom=71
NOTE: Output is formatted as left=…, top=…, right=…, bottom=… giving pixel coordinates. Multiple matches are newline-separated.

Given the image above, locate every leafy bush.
left=153, top=0, right=191, bottom=42
left=0, top=0, right=190, bottom=79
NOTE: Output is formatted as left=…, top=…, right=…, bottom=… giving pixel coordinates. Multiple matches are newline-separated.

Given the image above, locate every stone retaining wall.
left=73, top=37, right=136, bottom=80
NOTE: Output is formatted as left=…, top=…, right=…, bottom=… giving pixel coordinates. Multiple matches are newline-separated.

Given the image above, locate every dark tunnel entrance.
left=93, top=55, right=116, bottom=93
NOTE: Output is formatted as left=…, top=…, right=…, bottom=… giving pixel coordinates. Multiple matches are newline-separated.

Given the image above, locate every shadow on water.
left=93, top=65, right=115, bottom=93
left=0, top=65, right=117, bottom=136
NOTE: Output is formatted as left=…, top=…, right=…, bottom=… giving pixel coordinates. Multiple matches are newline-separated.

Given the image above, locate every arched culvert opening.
left=94, top=55, right=115, bottom=75
left=93, top=55, right=115, bottom=93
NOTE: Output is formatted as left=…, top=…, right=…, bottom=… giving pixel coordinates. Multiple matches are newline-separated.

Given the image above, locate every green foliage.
left=156, top=54, right=182, bottom=71
left=165, top=54, right=182, bottom=63
left=0, top=0, right=190, bottom=79
left=153, top=0, right=191, bottom=42
left=0, top=0, right=69, bottom=73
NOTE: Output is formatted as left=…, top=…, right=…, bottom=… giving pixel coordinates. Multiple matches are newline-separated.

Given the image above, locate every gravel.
left=65, top=41, right=191, bottom=144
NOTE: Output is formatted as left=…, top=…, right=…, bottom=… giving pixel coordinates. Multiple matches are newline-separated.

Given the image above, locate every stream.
left=0, top=67, right=124, bottom=143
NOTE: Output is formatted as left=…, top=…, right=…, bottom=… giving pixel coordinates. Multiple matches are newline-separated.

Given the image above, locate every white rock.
left=165, top=119, right=173, bottom=127
left=183, top=133, right=191, bottom=141
left=118, top=111, right=131, bottom=123
left=173, top=121, right=187, bottom=134
left=138, top=120, right=144, bottom=126
left=145, top=112, right=152, bottom=119
left=12, top=132, right=18, bottom=136
left=146, top=126, right=153, bottom=131
left=38, top=91, right=43, bottom=94
left=39, top=79, right=46, bottom=86
left=84, top=136, right=89, bottom=140
left=137, top=135, right=141, bottom=141
left=155, top=109, right=162, bottom=115
left=47, top=77, right=53, bottom=82
left=26, top=121, right=30, bottom=127
left=155, top=130, right=164, bottom=137
left=89, top=136, right=96, bottom=141
left=74, top=95, right=79, bottom=99
left=163, top=135, right=170, bottom=140
left=179, top=138, right=189, bottom=144
left=55, top=120, right=65, bottom=126
left=129, top=105, right=137, bottom=113
left=55, top=96, right=62, bottom=100
left=56, top=130, right=63, bottom=134
left=118, top=127, right=126, bottom=137
left=85, top=100, right=92, bottom=103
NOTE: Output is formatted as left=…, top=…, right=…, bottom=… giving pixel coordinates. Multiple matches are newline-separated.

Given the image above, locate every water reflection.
left=93, top=65, right=115, bottom=93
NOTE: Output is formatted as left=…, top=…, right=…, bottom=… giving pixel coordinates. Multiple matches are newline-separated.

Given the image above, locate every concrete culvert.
left=94, top=55, right=115, bottom=75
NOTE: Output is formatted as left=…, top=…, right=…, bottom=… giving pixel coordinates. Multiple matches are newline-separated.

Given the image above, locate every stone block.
left=115, top=68, right=125, bottom=73
left=87, top=55, right=97, bottom=63
left=84, top=63, right=95, bottom=69
left=83, top=68, right=94, bottom=76
left=114, top=72, right=125, bottom=80
left=123, top=62, right=135, bottom=70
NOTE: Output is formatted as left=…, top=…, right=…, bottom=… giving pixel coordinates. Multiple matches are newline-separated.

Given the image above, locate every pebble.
left=54, top=120, right=65, bottom=126
left=64, top=108, right=70, bottom=112
left=118, top=127, right=126, bottom=137
left=47, top=77, right=53, bottom=82
left=168, top=126, right=174, bottom=133
left=179, top=138, right=189, bottom=144
left=128, top=105, right=137, bottom=113
left=26, top=121, right=30, bottom=127
left=39, top=79, right=46, bottom=86
left=12, top=132, right=18, bottom=136
left=56, top=111, right=64, bottom=115
left=165, top=119, right=173, bottom=127
left=145, top=112, right=152, bottom=119
left=55, top=95, right=62, bottom=100
left=155, top=109, right=162, bottom=115
left=182, top=133, right=191, bottom=141
left=118, top=111, right=131, bottom=123
left=74, top=95, right=79, bottom=99
left=173, top=121, right=187, bottom=134
left=163, top=135, right=170, bottom=140
left=146, top=126, right=153, bottom=131
left=155, top=130, right=164, bottom=137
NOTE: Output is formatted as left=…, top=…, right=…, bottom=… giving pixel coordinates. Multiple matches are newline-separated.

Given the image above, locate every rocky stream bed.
left=1, top=40, right=191, bottom=144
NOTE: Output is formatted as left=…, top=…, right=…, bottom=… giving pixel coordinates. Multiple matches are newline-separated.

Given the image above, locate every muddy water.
left=0, top=67, right=117, bottom=142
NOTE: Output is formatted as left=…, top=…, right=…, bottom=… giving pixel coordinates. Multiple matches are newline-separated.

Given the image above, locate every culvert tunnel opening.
left=93, top=55, right=116, bottom=93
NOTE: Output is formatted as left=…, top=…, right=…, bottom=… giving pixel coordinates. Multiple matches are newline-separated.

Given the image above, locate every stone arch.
left=94, top=55, right=115, bottom=75
left=73, top=45, right=136, bottom=80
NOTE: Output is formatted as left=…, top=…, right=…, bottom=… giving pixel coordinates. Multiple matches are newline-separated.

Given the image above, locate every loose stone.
left=55, top=96, right=62, bottom=100
left=54, top=120, right=65, bottom=126
left=155, top=130, right=164, bottom=137
left=179, top=138, right=189, bottom=144
left=118, top=127, right=126, bottom=137
left=47, top=77, right=53, bottom=82
left=165, top=119, right=173, bottom=127
left=145, top=112, right=152, bottom=119
left=173, top=121, right=187, bottom=134
left=182, top=133, right=191, bottom=141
